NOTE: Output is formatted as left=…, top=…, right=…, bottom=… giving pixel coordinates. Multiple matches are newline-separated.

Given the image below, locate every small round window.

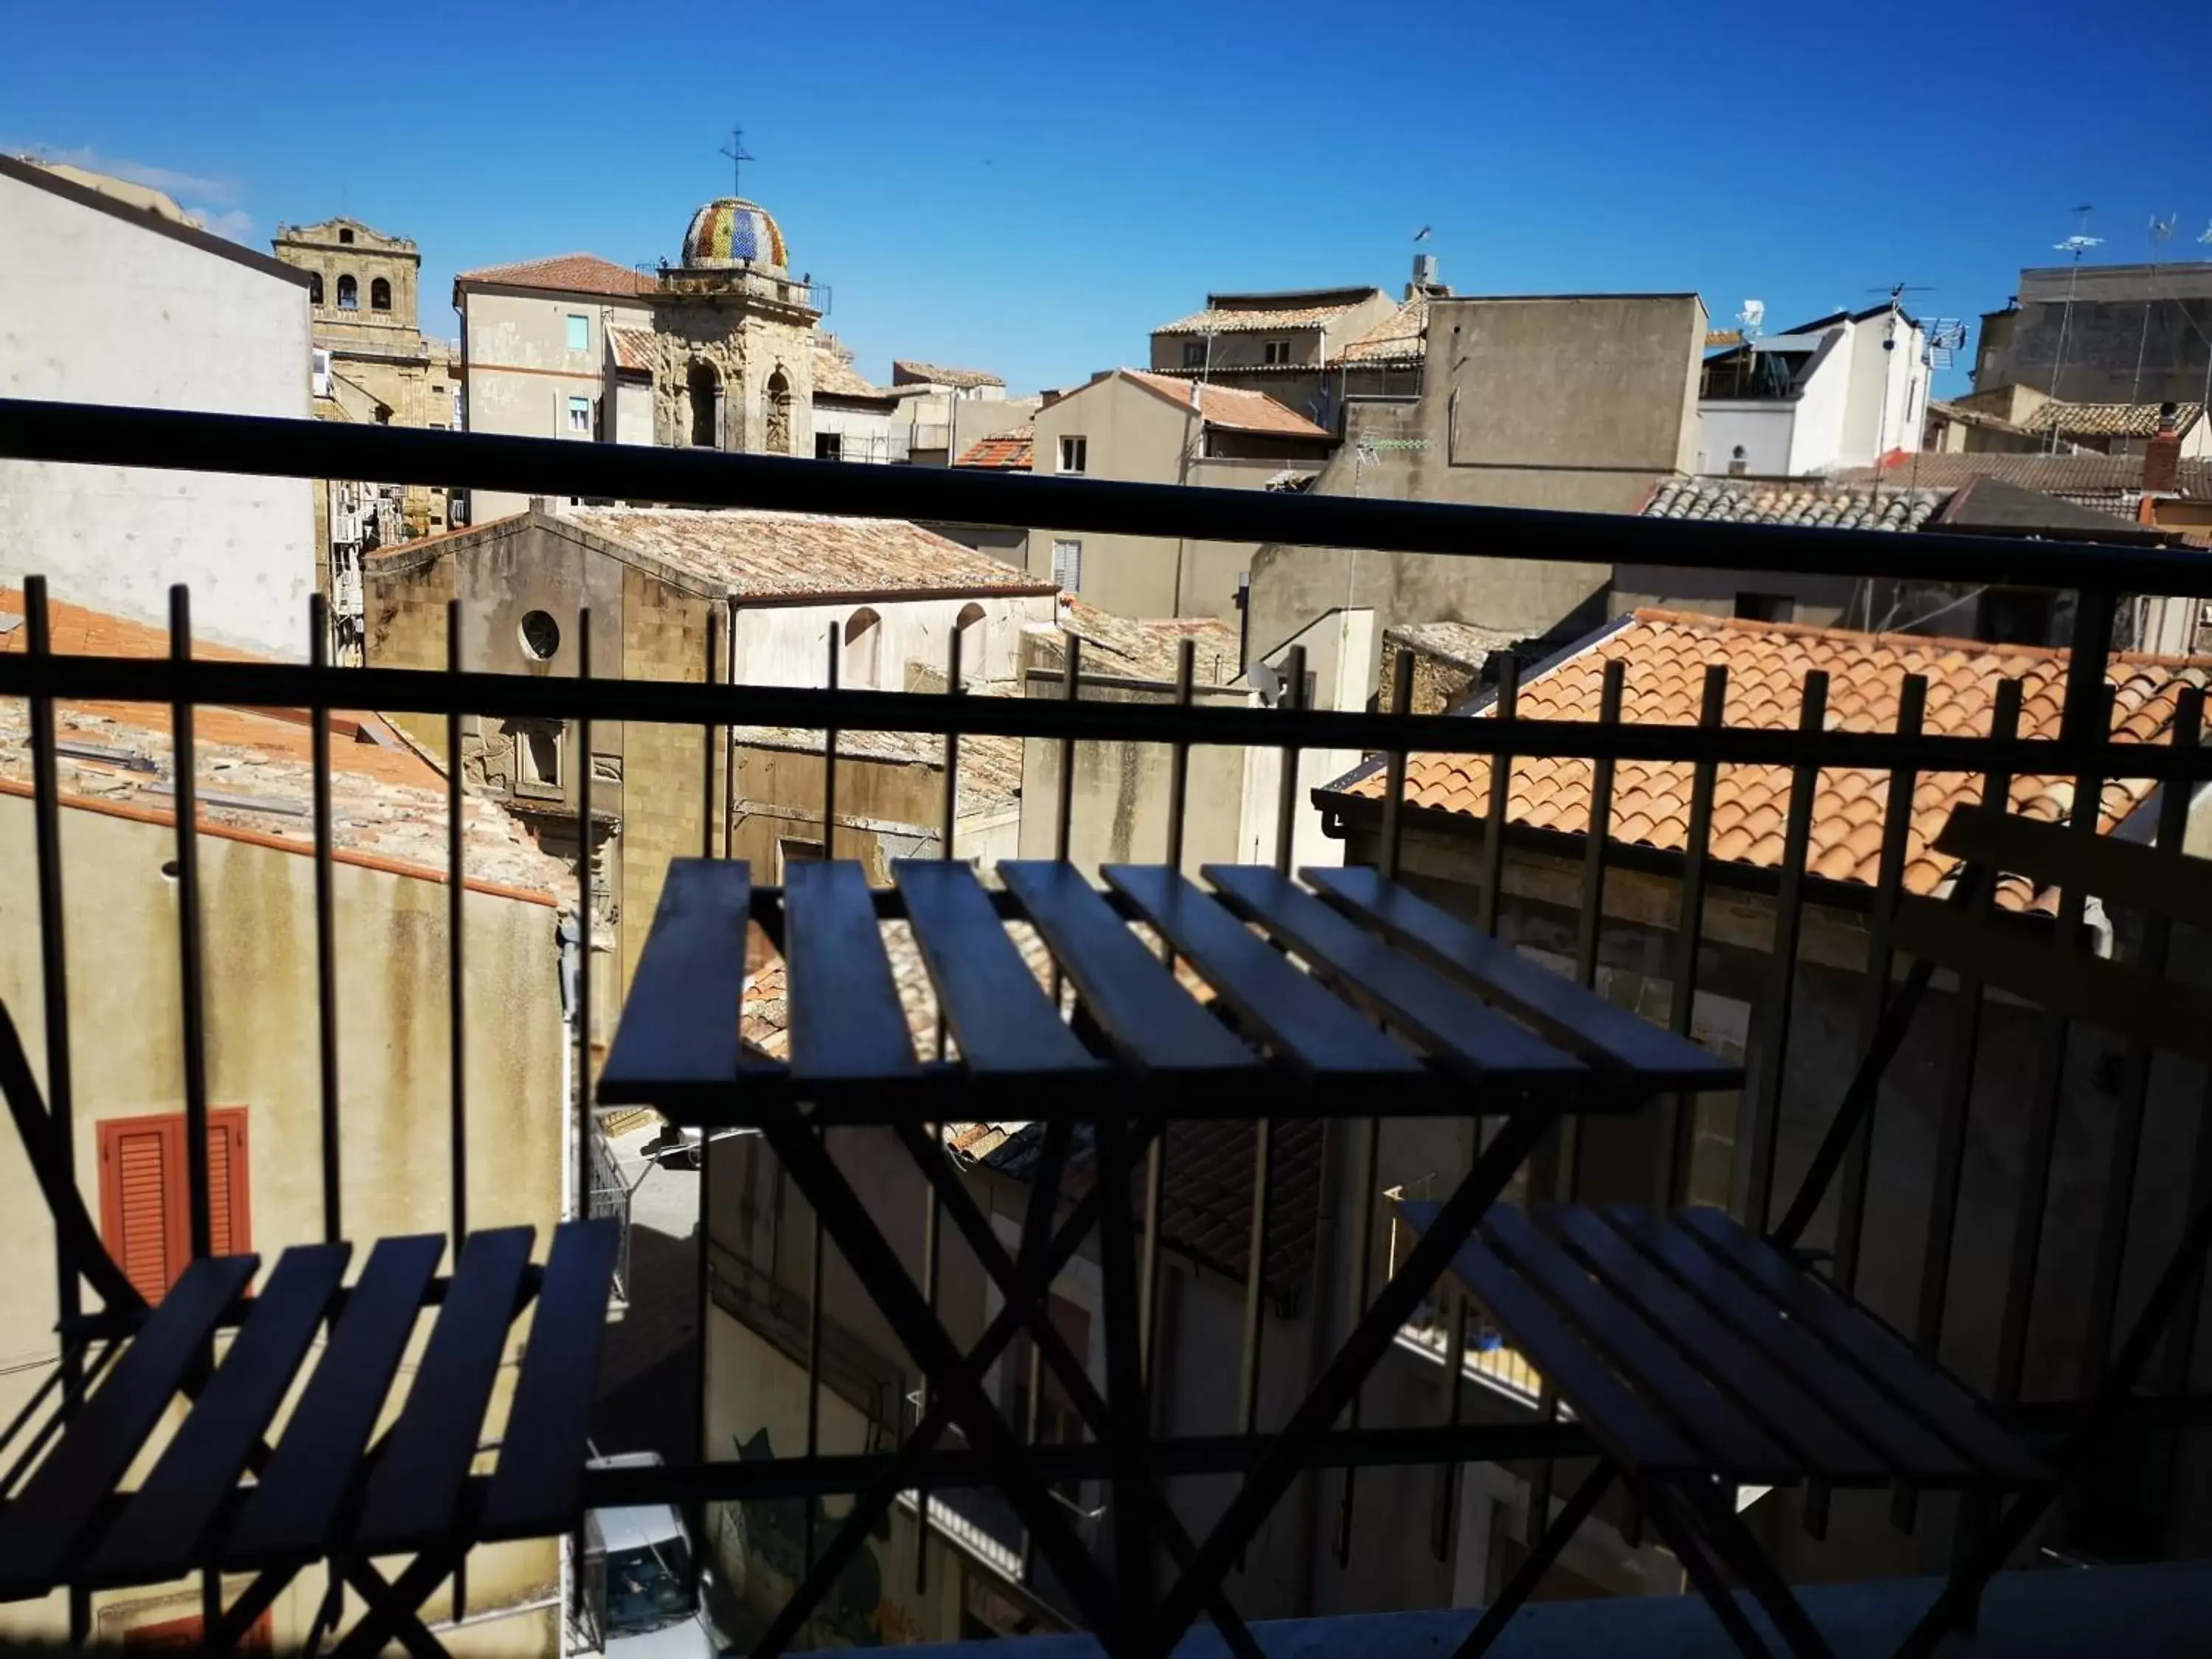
left=518, top=610, right=561, bottom=660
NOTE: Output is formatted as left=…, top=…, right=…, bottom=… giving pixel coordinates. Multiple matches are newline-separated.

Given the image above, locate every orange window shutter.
left=99, top=1116, right=185, bottom=1305
left=206, top=1108, right=251, bottom=1258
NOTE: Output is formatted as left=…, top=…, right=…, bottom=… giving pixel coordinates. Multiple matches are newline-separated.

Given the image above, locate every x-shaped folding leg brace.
left=889, top=1118, right=1265, bottom=1659
left=760, top=1109, right=1136, bottom=1648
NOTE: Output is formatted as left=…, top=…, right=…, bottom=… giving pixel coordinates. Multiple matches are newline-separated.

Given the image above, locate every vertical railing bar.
left=1273, top=644, right=1307, bottom=874
left=1143, top=639, right=1196, bottom=1397
left=823, top=627, right=840, bottom=862
left=1099, top=1110, right=1153, bottom=1612
left=1832, top=674, right=1927, bottom=1292
left=701, top=607, right=721, bottom=860
left=308, top=594, right=342, bottom=1245
left=2078, top=685, right=2199, bottom=1396
left=446, top=599, right=468, bottom=1253
left=1430, top=1297, right=1470, bottom=1560
left=1661, top=664, right=1728, bottom=1211
left=1237, top=1119, right=1276, bottom=1436
left=571, top=605, right=594, bottom=1653
left=169, top=586, right=213, bottom=1262
left=914, top=1119, right=941, bottom=1599
left=1531, top=656, right=1623, bottom=1544
left=2158, top=1066, right=2212, bottom=1399
left=1893, top=676, right=2021, bottom=1535
left=24, top=578, right=89, bottom=1649
left=1806, top=670, right=1921, bottom=1545
left=574, top=609, right=594, bottom=1225
left=1379, top=648, right=1417, bottom=880
left=1332, top=1112, right=1381, bottom=1568
left=1055, top=636, right=1081, bottom=859
left=1743, top=670, right=1829, bottom=1236
left=941, top=624, right=964, bottom=868
left=1994, top=603, right=2114, bottom=1408
left=1476, top=655, right=1520, bottom=936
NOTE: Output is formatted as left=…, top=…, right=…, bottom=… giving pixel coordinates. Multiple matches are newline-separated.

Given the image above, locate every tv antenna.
left=719, top=125, right=755, bottom=196
left=1736, top=299, right=1766, bottom=338
left=2048, top=206, right=2101, bottom=447
left=1921, top=319, right=1968, bottom=369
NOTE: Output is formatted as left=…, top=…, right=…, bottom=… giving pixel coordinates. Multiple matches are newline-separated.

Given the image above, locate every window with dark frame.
left=336, top=274, right=358, bottom=310
left=1262, top=339, right=1293, bottom=365
left=815, top=431, right=843, bottom=462
left=1058, top=435, right=1087, bottom=474
left=1183, top=340, right=1206, bottom=368
left=369, top=276, right=392, bottom=312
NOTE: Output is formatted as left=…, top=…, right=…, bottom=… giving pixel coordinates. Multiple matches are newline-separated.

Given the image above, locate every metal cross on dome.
left=720, top=125, right=755, bottom=196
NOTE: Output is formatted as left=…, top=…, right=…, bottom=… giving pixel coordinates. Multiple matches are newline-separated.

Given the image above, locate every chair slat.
left=229, top=1233, right=445, bottom=1562
left=1204, top=865, right=1587, bottom=1089
left=1543, top=1208, right=1887, bottom=1484
left=1603, top=1210, right=1986, bottom=1485
left=1893, top=895, right=2212, bottom=1064
left=894, top=860, right=1106, bottom=1079
left=1482, top=1206, right=1796, bottom=1483
left=1105, top=866, right=1421, bottom=1080
left=0, top=1253, right=258, bottom=1593
left=353, top=1226, right=535, bottom=1554
left=1303, top=865, right=1743, bottom=1090
left=999, top=861, right=1255, bottom=1078
left=481, top=1220, right=622, bottom=1540
left=88, top=1243, right=352, bottom=1585
left=1935, top=806, right=2212, bottom=933
left=1400, top=1199, right=1699, bottom=1478
left=785, top=860, right=918, bottom=1084
left=1674, top=1208, right=2049, bottom=1485
left=598, top=858, right=751, bottom=1107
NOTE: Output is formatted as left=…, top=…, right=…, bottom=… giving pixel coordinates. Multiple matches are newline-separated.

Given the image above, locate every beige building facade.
left=1028, top=369, right=1335, bottom=622
left=0, top=592, right=570, bottom=1654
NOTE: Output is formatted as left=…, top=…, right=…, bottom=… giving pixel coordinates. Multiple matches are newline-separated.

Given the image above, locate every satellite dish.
left=1248, top=661, right=1284, bottom=704
left=1739, top=299, right=1767, bottom=334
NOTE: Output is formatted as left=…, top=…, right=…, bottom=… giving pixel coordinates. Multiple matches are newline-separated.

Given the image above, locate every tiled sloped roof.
left=954, top=428, right=1034, bottom=469
left=560, top=507, right=1059, bottom=600
left=813, top=338, right=888, bottom=399
left=608, top=325, right=655, bottom=374
left=1336, top=293, right=1429, bottom=364
left=2026, top=401, right=2205, bottom=439
left=1642, top=477, right=1950, bottom=531
left=1024, top=598, right=1240, bottom=685
left=1385, top=621, right=1527, bottom=673
left=729, top=713, right=1025, bottom=818
left=1154, top=291, right=1383, bottom=335
left=1324, top=608, right=2212, bottom=915
left=1842, top=452, right=2212, bottom=504
left=892, top=360, right=1004, bottom=389
left=0, top=591, right=571, bottom=902
left=1122, top=370, right=1332, bottom=439
left=455, top=252, right=655, bottom=298
left=1927, top=399, right=2033, bottom=437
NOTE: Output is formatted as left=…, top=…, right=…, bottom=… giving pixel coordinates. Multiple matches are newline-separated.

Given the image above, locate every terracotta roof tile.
left=954, top=428, right=1034, bottom=470
left=1154, top=291, right=1385, bottom=335
left=1122, top=370, right=1332, bottom=439
left=813, top=335, right=888, bottom=400
left=1325, top=608, right=2212, bottom=915
left=555, top=507, right=1060, bottom=601
left=2026, top=401, right=2205, bottom=439
left=608, top=325, right=655, bottom=373
left=1840, top=452, right=2212, bottom=507
left=1023, top=598, right=1239, bottom=686
left=455, top=252, right=655, bottom=298
left=0, top=589, right=571, bottom=902
left=891, top=360, right=1004, bottom=390
left=1643, top=477, right=1949, bottom=531
left=1335, top=293, right=1429, bottom=364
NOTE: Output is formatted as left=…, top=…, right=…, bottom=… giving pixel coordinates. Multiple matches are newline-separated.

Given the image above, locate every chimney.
left=2144, top=401, right=2182, bottom=495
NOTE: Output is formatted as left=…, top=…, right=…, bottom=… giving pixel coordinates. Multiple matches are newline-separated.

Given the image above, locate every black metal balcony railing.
left=3, top=397, right=2212, bottom=1657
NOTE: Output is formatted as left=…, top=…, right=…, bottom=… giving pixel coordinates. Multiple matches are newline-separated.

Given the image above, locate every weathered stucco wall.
left=0, top=164, right=316, bottom=659
left=0, top=793, right=564, bottom=1651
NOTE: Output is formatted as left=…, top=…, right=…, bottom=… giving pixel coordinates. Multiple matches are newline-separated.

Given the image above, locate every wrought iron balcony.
left=1, top=398, right=2210, bottom=1658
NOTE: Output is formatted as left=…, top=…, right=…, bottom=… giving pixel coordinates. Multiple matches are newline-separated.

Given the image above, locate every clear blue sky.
left=9, top=0, right=2210, bottom=397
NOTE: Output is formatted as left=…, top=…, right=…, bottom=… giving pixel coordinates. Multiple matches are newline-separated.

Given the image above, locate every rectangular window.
left=566, top=313, right=590, bottom=352
left=1051, top=538, right=1082, bottom=592
left=99, top=1108, right=251, bottom=1304
left=1058, top=436, right=1088, bottom=474
left=1733, top=592, right=1795, bottom=624
left=1262, top=339, right=1293, bottom=365
left=777, top=837, right=824, bottom=880
left=1182, top=341, right=1206, bottom=368
left=515, top=722, right=564, bottom=797
left=815, top=431, right=844, bottom=462
left=567, top=396, right=592, bottom=434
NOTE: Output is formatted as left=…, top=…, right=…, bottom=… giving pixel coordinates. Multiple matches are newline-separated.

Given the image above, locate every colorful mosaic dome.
left=681, top=198, right=788, bottom=271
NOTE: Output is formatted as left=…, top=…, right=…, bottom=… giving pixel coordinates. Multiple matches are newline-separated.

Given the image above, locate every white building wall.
left=0, top=165, right=317, bottom=658
left=461, top=288, right=651, bottom=520
left=728, top=591, right=1059, bottom=692
left=1784, top=337, right=1855, bottom=474
left=1696, top=404, right=1795, bottom=476
left=811, top=403, right=896, bottom=464
left=1235, top=608, right=1373, bottom=872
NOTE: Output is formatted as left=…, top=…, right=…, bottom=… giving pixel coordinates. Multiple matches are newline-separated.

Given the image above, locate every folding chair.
left=0, top=1001, right=619, bottom=1657
left=1405, top=801, right=2212, bottom=1659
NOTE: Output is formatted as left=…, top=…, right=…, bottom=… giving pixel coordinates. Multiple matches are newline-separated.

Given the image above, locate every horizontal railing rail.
left=7, top=397, right=2212, bottom=593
